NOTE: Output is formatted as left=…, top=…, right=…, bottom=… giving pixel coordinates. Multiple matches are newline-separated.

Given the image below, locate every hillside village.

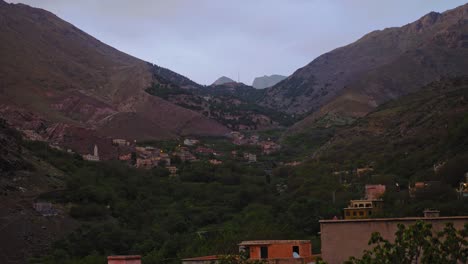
left=1, top=1, right=468, bottom=264
left=76, top=130, right=282, bottom=172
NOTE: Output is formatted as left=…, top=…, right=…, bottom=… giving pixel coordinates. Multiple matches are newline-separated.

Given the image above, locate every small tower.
left=93, top=144, right=99, bottom=158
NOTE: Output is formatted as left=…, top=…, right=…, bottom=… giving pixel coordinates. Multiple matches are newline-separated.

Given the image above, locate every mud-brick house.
left=239, top=240, right=315, bottom=263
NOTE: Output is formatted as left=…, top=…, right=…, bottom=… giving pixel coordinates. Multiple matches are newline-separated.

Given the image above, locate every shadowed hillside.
left=0, top=1, right=228, bottom=148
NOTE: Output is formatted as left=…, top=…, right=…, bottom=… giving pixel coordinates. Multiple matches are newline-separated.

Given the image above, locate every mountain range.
left=0, top=0, right=229, bottom=157
left=261, top=4, right=468, bottom=127
left=1, top=0, right=468, bottom=156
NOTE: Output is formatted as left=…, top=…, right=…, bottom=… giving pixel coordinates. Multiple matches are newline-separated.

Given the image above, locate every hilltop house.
left=243, top=153, right=257, bottom=163
left=209, top=159, right=223, bottom=165
left=33, top=202, right=57, bottom=216
left=195, top=146, right=216, bottom=155
left=260, top=141, right=280, bottom=155
left=356, top=167, right=374, bottom=177
left=173, top=148, right=197, bottom=162
left=166, top=166, right=178, bottom=176
left=184, top=138, right=200, bottom=146
left=112, top=138, right=130, bottom=146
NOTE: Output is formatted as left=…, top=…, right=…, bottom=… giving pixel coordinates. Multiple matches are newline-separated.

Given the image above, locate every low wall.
left=320, top=216, right=468, bottom=264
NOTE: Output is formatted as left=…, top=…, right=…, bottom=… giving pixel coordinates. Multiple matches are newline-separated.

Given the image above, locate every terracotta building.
left=320, top=215, right=468, bottom=264
left=238, top=240, right=314, bottom=263
left=107, top=255, right=141, bottom=264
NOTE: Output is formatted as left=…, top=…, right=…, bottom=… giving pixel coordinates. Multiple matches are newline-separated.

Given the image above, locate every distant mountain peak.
left=212, top=76, right=236, bottom=86
left=252, top=74, right=286, bottom=89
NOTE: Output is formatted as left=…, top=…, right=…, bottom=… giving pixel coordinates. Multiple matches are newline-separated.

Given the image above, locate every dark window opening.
left=369, top=211, right=372, bottom=215
left=293, top=246, right=299, bottom=255
left=260, top=246, right=268, bottom=259
left=359, top=211, right=364, bottom=216
left=353, top=212, right=357, bottom=216
left=345, top=212, right=350, bottom=216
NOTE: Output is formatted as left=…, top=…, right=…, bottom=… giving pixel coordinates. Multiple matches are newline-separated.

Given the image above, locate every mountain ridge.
left=260, top=3, right=468, bottom=122
left=0, top=1, right=229, bottom=156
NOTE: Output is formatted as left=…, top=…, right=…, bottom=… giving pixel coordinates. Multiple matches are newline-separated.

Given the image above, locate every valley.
left=0, top=1, right=467, bottom=264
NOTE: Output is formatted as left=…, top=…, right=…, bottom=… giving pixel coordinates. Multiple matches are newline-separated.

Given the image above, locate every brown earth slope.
left=0, top=120, right=77, bottom=264
left=0, top=1, right=228, bottom=147
left=261, top=3, right=468, bottom=122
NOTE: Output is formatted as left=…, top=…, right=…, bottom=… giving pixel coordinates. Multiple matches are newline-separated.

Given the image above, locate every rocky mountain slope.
left=0, top=1, right=228, bottom=153
left=261, top=4, right=468, bottom=120
left=212, top=76, right=236, bottom=86
left=252, top=74, right=286, bottom=89
left=145, top=80, right=295, bottom=130
left=317, top=77, right=468, bottom=184
left=0, top=119, right=77, bottom=263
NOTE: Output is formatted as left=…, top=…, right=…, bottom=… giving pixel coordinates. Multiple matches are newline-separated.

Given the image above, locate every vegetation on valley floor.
left=20, top=77, right=468, bottom=264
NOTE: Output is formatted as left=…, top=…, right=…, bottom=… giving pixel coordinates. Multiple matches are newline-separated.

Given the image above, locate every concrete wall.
left=320, top=217, right=468, bottom=264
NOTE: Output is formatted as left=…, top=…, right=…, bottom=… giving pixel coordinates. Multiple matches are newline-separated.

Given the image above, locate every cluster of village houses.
left=80, top=131, right=282, bottom=176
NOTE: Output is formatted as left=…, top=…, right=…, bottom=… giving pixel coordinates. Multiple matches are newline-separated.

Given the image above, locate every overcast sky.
left=7, top=0, right=467, bottom=85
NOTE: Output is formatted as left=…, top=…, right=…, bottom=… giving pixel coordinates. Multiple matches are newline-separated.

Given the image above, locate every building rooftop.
left=238, top=240, right=310, bottom=246
left=107, top=255, right=141, bottom=260
left=182, top=255, right=220, bottom=261
left=320, top=215, right=468, bottom=224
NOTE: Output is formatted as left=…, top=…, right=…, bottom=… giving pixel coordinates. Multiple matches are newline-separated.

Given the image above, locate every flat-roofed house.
left=238, top=240, right=315, bottom=263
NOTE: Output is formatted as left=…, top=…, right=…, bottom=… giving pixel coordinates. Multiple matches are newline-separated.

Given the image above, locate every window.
left=365, top=204, right=371, bottom=207
left=260, top=246, right=268, bottom=259
left=359, top=211, right=364, bottom=216
left=369, top=211, right=372, bottom=215
left=353, top=212, right=357, bottom=216
left=293, top=246, right=299, bottom=255
left=346, top=212, right=350, bottom=216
